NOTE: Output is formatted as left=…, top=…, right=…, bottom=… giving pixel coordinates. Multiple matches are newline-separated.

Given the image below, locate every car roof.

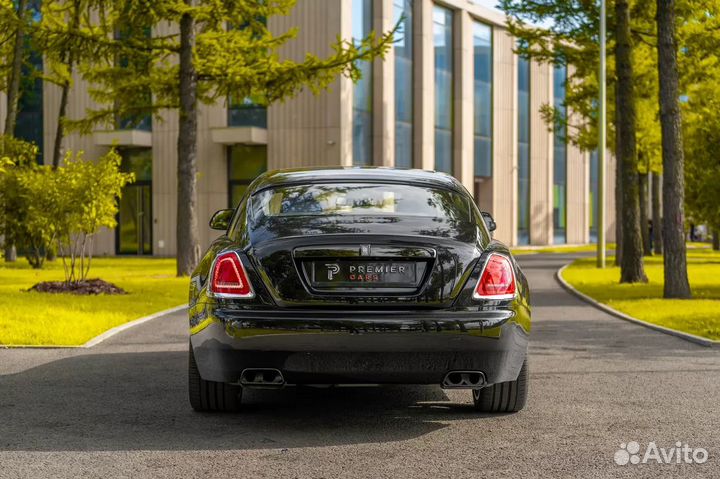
left=250, top=167, right=468, bottom=195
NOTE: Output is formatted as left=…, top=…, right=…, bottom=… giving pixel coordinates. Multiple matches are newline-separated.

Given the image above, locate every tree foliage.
left=69, top=0, right=394, bottom=276
left=0, top=135, right=39, bottom=263
left=500, top=0, right=662, bottom=172
left=681, top=0, right=720, bottom=234
left=499, top=0, right=650, bottom=283
left=17, top=150, right=133, bottom=278
left=67, top=0, right=396, bottom=131
left=499, top=0, right=607, bottom=152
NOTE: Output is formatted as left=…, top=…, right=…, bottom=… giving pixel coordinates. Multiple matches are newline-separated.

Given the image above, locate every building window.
left=228, top=145, right=267, bottom=208
left=433, top=5, right=453, bottom=174
left=15, top=1, right=43, bottom=162
left=115, top=21, right=152, bottom=132
left=394, top=0, right=413, bottom=168
left=227, top=20, right=267, bottom=128
left=589, top=149, right=598, bottom=242
left=553, top=64, right=568, bottom=244
left=473, top=22, right=492, bottom=178
left=517, top=57, right=531, bottom=245
left=228, top=98, right=267, bottom=128
left=117, top=148, right=153, bottom=255
left=352, top=0, right=373, bottom=166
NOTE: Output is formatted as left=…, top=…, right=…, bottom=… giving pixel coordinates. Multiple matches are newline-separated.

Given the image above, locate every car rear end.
left=189, top=173, right=530, bottom=411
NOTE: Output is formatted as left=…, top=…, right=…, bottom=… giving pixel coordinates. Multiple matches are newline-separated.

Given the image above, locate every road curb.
left=555, top=263, right=719, bottom=348
left=83, top=305, right=187, bottom=348
left=1, top=305, right=187, bottom=350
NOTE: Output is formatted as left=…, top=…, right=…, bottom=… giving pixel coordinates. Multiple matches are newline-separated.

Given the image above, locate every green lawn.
left=512, top=243, right=617, bottom=255
left=0, top=258, right=188, bottom=346
left=561, top=248, right=720, bottom=341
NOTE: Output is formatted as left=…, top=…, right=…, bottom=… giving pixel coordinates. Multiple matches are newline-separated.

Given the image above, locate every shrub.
left=17, top=149, right=134, bottom=280
left=0, top=136, right=39, bottom=258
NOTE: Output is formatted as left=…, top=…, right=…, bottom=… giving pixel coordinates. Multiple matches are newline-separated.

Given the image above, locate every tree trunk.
left=3, top=0, right=27, bottom=263
left=615, top=0, right=647, bottom=283
left=614, top=83, right=623, bottom=266
left=52, top=63, right=72, bottom=168
left=176, top=6, right=201, bottom=277
left=4, top=245, right=17, bottom=262
left=3, top=0, right=27, bottom=136
left=713, top=229, right=719, bottom=251
left=52, top=2, right=81, bottom=168
left=656, top=0, right=691, bottom=298
left=651, top=171, right=663, bottom=255
left=639, top=170, right=651, bottom=255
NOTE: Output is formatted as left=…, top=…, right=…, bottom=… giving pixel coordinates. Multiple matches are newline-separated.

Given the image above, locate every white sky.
left=470, top=0, right=503, bottom=13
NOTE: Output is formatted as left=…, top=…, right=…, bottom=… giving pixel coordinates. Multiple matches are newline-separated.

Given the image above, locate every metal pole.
left=597, top=0, right=607, bottom=268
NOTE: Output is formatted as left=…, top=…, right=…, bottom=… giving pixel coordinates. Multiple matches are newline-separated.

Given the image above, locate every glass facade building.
left=517, top=57, right=531, bottom=245
left=17, top=1, right=599, bottom=256
left=227, top=20, right=267, bottom=129
left=228, top=98, right=267, bottom=128
left=228, top=145, right=268, bottom=208
left=552, top=64, right=567, bottom=244
left=117, top=148, right=153, bottom=255
left=15, top=1, right=44, bottom=162
left=433, top=5, right=453, bottom=174
left=115, top=20, right=153, bottom=132
left=473, top=22, right=492, bottom=178
left=352, top=0, right=374, bottom=166
left=394, top=0, right=413, bottom=168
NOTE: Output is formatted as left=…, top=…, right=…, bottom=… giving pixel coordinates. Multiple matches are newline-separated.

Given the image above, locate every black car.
left=188, top=167, right=530, bottom=413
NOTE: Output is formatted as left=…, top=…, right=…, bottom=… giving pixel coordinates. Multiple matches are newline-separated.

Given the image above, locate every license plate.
left=309, top=261, right=418, bottom=289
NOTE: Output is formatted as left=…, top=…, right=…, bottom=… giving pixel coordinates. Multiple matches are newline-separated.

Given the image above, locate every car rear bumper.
left=189, top=305, right=529, bottom=386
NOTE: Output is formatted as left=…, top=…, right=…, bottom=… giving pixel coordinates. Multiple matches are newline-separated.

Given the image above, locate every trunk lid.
left=248, top=216, right=481, bottom=308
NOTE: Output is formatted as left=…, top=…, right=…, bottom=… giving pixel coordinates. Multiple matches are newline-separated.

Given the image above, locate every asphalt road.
left=1, top=254, right=719, bottom=478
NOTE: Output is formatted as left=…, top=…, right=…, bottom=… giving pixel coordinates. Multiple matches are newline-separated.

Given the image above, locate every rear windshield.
left=249, top=183, right=471, bottom=221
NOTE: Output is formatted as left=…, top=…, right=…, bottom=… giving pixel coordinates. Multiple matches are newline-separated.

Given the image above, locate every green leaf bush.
left=1, top=145, right=133, bottom=281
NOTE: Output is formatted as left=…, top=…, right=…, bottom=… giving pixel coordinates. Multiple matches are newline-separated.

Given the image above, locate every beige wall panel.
left=152, top=107, right=179, bottom=258
left=267, top=0, right=350, bottom=169
left=490, top=27, right=516, bottom=245
left=566, top=145, right=588, bottom=244
left=565, top=64, right=589, bottom=245
left=144, top=21, right=180, bottom=258
left=606, top=150, right=617, bottom=242
left=43, top=71, right=108, bottom=166
left=42, top=82, right=59, bottom=165
left=197, top=101, right=229, bottom=251
left=454, top=10, right=474, bottom=193
left=475, top=177, right=493, bottom=213
left=529, top=60, right=553, bottom=245
left=414, top=0, right=434, bottom=170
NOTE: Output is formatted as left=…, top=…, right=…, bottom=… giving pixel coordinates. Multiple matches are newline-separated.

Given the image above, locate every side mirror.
left=481, top=211, right=497, bottom=233
left=209, top=209, right=234, bottom=231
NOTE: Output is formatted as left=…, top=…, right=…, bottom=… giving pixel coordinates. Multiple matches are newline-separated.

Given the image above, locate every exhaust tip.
left=240, top=368, right=285, bottom=388
left=442, top=371, right=486, bottom=389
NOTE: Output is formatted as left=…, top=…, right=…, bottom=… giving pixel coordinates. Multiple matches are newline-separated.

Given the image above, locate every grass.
left=561, top=248, right=720, bottom=341
left=512, top=243, right=617, bottom=255
left=0, top=257, right=188, bottom=346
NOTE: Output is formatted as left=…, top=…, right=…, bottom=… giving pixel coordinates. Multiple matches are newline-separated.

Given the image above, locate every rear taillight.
left=209, top=251, right=254, bottom=298
left=473, top=253, right=516, bottom=300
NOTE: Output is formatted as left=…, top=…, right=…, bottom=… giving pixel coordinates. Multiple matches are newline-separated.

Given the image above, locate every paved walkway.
left=1, top=254, right=718, bottom=478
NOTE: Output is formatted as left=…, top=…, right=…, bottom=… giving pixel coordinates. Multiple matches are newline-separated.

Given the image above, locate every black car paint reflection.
left=188, top=167, right=530, bottom=409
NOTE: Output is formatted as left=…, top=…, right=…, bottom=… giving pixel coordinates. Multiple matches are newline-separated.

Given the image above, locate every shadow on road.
left=0, top=351, right=494, bottom=452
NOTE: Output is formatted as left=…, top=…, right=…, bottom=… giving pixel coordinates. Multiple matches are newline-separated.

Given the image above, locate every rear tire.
left=189, top=345, right=242, bottom=412
left=472, top=360, right=528, bottom=413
